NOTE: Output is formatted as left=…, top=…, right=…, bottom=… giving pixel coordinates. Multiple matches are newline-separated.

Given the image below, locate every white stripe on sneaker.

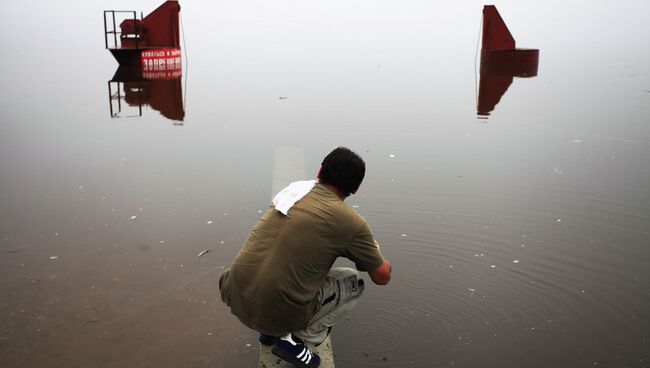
left=301, top=350, right=311, bottom=363
left=304, top=351, right=312, bottom=364
left=297, top=347, right=306, bottom=359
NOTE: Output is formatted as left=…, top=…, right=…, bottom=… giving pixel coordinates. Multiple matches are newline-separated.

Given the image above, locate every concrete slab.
left=261, top=147, right=333, bottom=367
left=272, top=146, right=307, bottom=197
left=259, top=336, right=335, bottom=368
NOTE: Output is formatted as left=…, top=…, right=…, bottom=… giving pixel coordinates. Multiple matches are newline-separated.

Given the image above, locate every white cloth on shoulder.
left=272, top=180, right=317, bottom=215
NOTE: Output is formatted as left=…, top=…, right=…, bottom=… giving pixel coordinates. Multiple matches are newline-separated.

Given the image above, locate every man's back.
left=219, top=183, right=383, bottom=335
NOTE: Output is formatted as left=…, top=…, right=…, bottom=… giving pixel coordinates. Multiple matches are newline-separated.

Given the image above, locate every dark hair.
left=320, top=147, right=366, bottom=197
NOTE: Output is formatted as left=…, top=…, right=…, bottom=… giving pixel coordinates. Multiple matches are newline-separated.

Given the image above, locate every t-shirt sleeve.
left=344, top=220, right=385, bottom=272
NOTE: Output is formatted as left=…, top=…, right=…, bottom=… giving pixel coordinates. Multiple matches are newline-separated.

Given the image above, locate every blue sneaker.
left=271, top=335, right=320, bottom=368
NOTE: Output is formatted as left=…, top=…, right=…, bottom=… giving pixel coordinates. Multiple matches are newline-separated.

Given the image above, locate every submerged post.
left=103, top=11, right=108, bottom=49
left=112, top=11, right=117, bottom=48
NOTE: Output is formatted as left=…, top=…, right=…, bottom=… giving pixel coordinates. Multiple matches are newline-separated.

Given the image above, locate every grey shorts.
left=294, top=267, right=365, bottom=345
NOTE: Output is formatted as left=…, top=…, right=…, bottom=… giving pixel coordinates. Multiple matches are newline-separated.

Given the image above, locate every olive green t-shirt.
left=219, top=183, right=384, bottom=335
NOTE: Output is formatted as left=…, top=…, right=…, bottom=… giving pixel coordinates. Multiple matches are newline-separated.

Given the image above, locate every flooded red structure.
left=104, top=1, right=184, bottom=123
left=478, top=5, right=539, bottom=117
left=104, top=1, right=182, bottom=69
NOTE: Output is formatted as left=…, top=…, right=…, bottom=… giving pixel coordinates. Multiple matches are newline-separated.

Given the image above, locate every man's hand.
left=369, top=259, right=392, bottom=285
left=369, top=239, right=391, bottom=285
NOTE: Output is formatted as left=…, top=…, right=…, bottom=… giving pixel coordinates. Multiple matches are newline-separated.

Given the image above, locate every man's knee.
left=328, top=267, right=364, bottom=302
left=326, top=267, right=363, bottom=285
left=327, top=267, right=360, bottom=278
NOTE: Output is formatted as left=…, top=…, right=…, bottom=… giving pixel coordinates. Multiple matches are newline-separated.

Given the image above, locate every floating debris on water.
left=513, top=260, right=520, bottom=264
left=389, top=154, right=396, bottom=158
left=49, top=256, right=59, bottom=260
left=400, top=234, right=407, bottom=237
left=572, top=139, right=584, bottom=143
left=130, top=216, right=137, bottom=220
left=198, top=249, right=212, bottom=258
left=490, top=265, right=496, bottom=268
left=206, top=220, right=213, bottom=224
left=552, top=167, right=563, bottom=174
left=556, top=218, right=562, bottom=222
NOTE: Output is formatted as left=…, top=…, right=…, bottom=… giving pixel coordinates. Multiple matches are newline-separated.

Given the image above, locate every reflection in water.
left=108, top=66, right=185, bottom=123
left=477, top=5, right=539, bottom=118
left=477, top=64, right=537, bottom=117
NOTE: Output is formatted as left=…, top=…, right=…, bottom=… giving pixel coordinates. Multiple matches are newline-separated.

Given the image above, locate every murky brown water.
left=1, top=1, right=649, bottom=367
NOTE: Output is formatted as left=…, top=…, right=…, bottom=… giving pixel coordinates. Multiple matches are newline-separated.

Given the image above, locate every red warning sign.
left=141, top=48, right=182, bottom=72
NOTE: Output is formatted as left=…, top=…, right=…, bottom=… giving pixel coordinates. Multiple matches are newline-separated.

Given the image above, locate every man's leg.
left=294, top=267, right=365, bottom=346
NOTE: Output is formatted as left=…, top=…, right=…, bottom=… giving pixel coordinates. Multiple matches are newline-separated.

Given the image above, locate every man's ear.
left=351, top=184, right=361, bottom=195
left=317, top=165, right=323, bottom=179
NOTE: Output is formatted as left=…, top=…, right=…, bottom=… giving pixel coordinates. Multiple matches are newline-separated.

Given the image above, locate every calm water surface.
left=1, top=1, right=649, bottom=367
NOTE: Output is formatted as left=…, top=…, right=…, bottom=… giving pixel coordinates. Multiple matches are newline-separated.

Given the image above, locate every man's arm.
left=368, top=240, right=392, bottom=285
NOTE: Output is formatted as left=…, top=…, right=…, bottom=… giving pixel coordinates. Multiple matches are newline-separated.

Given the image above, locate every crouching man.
left=219, top=147, right=392, bottom=368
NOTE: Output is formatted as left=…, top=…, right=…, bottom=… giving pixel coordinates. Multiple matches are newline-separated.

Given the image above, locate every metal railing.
left=108, top=81, right=143, bottom=118
left=103, top=10, right=139, bottom=49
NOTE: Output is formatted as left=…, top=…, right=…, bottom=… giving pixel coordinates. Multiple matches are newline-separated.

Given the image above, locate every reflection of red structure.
left=478, top=5, right=539, bottom=117
left=108, top=67, right=184, bottom=123
left=104, top=1, right=181, bottom=67
left=477, top=67, right=535, bottom=117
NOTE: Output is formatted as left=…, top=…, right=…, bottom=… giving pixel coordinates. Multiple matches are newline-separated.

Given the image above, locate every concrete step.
left=259, top=336, right=335, bottom=368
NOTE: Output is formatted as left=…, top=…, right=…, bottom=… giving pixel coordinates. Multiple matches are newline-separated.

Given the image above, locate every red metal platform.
left=104, top=1, right=182, bottom=68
